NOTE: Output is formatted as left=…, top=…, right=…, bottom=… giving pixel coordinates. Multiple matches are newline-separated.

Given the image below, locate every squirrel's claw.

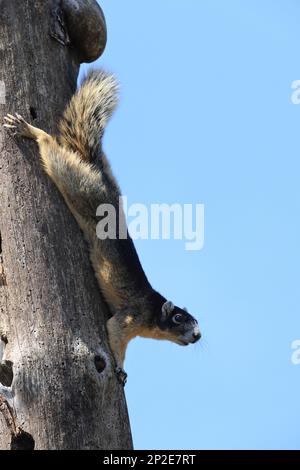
left=115, top=367, right=127, bottom=387
left=3, top=113, right=33, bottom=138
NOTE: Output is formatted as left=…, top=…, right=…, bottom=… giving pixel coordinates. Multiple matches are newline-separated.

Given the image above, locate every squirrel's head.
left=156, top=300, right=201, bottom=346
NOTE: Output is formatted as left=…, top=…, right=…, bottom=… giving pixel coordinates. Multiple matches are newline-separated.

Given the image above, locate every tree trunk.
left=0, top=0, right=133, bottom=450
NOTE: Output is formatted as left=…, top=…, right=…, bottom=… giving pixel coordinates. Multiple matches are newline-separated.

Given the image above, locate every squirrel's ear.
left=161, top=301, right=174, bottom=320
left=183, top=307, right=188, bottom=313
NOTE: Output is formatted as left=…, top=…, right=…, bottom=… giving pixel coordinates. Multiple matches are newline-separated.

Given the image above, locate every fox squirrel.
left=3, top=70, right=201, bottom=385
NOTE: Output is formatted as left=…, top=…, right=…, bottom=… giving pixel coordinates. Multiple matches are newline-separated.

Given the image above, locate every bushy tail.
left=58, top=69, right=118, bottom=161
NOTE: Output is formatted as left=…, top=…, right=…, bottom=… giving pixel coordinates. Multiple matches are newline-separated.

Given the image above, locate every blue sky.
left=81, top=0, right=300, bottom=449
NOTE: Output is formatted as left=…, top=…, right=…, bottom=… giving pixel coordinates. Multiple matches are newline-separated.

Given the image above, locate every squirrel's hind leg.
left=4, top=113, right=50, bottom=141
left=4, top=113, right=102, bottom=234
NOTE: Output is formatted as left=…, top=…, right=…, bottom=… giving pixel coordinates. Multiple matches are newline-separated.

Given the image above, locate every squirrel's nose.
left=192, top=331, right=201, bottom=343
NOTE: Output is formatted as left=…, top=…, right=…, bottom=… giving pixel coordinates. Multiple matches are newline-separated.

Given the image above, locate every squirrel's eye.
left=173, top=313, right=184, bottom=324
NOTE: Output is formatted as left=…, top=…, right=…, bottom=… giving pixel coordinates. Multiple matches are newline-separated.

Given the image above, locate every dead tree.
left=0, top=0, right=133, bottom=450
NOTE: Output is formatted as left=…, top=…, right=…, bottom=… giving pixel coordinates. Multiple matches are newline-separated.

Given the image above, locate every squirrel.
left=3, top=70, right=201, bottom=385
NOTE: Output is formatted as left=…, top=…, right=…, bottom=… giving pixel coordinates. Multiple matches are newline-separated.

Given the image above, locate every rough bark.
left=0, top=0, right=133, bottom=450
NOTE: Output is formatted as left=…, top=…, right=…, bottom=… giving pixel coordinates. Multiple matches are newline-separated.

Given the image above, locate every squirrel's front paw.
left=115, top=367, right=127, bottom=386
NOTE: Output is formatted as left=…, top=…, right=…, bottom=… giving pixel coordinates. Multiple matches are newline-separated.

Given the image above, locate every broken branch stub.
left=62, top=0, right=107, bottom=63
